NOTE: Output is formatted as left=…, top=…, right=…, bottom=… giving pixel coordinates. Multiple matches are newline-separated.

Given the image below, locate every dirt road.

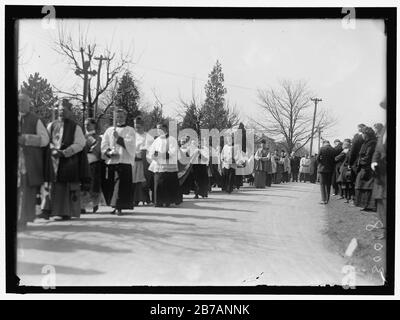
left=17, top=182, right=377, bottom=287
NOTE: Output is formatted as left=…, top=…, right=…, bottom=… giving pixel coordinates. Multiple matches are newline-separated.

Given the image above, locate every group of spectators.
left=251, top=102, right=387, bottom=240
left=315, top=103, right=386, bottom=240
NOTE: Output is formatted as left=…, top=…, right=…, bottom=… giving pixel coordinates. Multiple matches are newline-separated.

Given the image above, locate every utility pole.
left=93, top=55, right=110, bottom=119
left=75, top=48, right=97, bottom=126
left=317, top=126, right=322, bottom=154
left=309, top=97, right=322, bottom=156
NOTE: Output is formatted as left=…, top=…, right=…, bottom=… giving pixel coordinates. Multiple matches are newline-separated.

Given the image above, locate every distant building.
left=254, top=133, right=276, bottom=150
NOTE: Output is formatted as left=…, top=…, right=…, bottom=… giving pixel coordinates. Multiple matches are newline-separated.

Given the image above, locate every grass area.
left=322, top=195, right=386, bottom=286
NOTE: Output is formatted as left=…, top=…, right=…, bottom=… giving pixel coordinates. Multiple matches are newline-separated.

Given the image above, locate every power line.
left=135, top=64, right=257, bottom=92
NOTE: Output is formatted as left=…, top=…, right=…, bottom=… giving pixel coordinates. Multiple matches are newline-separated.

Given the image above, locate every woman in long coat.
left=339, top=140, right=355, bottom=203
left=354, top=127, right=377, bottom=211
left=334, top=139, right=350, bottom=199
left=299, top=155, right=311, bottom=182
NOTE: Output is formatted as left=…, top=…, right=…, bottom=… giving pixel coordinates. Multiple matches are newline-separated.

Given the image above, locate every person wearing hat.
left=371, top=99, right=387, bottom=239
left=17, top=93, right=50, bottom=230
left=354, top=126, right=377, bottom=211
left=335, top=138, right=351, bottom=200
left=101, top=108, right=136, bottom=215
left=39, top=99, right=87, bottom=220
left=349, top=124, right=366, bottom=171
left=317, top=140, right=336, bottom=204
left=373, top=122, right=384, bottom=139
left=331, top=139, right=343, bottom=195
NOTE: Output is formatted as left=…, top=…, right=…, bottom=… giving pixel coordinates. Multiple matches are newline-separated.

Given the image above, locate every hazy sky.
left=18, top=18, right=387, bottom=141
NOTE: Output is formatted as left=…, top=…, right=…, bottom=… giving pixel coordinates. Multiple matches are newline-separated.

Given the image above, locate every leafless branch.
left=256, top=80, right=335, bottom=153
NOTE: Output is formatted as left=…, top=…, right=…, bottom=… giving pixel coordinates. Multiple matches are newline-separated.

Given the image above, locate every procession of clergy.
left=18, top=94, right=303, bottom=231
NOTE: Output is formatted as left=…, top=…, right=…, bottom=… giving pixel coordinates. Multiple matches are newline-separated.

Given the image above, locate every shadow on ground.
left=17, top=261, right=104, bottom=276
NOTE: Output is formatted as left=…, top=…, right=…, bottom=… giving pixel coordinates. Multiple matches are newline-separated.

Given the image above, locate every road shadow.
left=267, top=185, right=319, bottom=193
left=78, top=216, right=197, bottom=226
left=103, top=212, right=238, bottom=222
left=177, top=201, right=255, bottom=213
left=19, top=211, right=253, bottom=255
left=259, top=194, right=297, bottom=199
left=17, top=261, right=103, bottom=276
left=17, top=233, right=133, bottom=254
left=182, top=196, right=255, bottom=203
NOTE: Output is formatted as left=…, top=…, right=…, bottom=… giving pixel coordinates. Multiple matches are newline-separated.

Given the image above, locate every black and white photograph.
left=2, top=3, right=396, bottom=296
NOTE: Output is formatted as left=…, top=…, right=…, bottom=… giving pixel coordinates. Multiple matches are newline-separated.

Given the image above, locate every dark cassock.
left=18, top=106, right=50, bottom=229
left=132, top=128, right=154, bottom=205
left=148, top=131, right=181, bottom=207
left=177, top=140, right=195, bottom=195
left=192, top=143, right=210, bottom=198
left=41, top=109, right=87, bottom=220
left=208, top=145, right=222, bottom=189
left=101, top=121, right=136, bottom=215
left=220, top=141, right=240, bottom=193
left=354, top=128, right=377, bottom=211
left=81, top=122, right=102, bottom=213
left=254, top=147, right=268, bottom=188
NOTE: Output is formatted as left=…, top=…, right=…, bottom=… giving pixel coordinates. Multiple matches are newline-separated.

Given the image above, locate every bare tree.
left=95, top=77, right=119, bottom=124
left=53, top=22, right=132, bottom=123
left=225, top=100, right=240, bottom=128
left=151, top=88, right=164, bottom=111
left=254, top=80, right=336, bottom=154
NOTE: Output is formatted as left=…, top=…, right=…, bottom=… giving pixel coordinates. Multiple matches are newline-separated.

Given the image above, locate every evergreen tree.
left=114, top=71, right=140, bottom=126
left=180, top=98, right=203, bottom=135
left=201, top=60, right=229, bottom=130
left=20, top=72, right=58, bottom=124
